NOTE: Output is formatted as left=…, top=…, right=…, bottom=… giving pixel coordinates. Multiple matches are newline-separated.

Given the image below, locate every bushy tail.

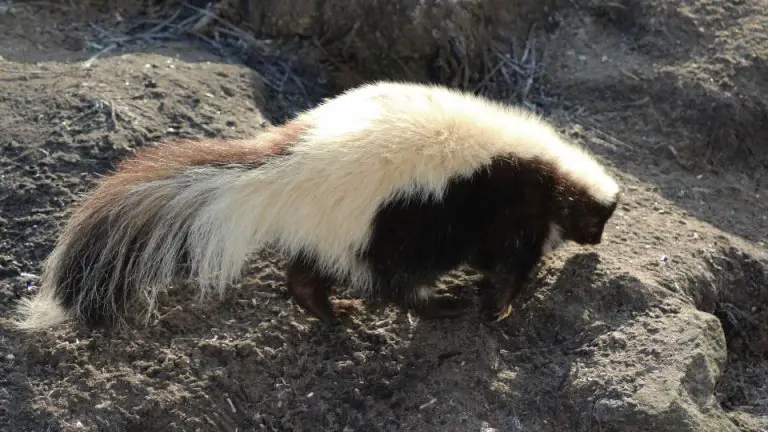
left=12, top=124, right=307, bottom=332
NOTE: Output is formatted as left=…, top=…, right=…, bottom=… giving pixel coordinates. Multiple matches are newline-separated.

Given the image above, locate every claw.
left=495, top=303, right=514, bottom=322
left=480, top=303, right=515, bottom=324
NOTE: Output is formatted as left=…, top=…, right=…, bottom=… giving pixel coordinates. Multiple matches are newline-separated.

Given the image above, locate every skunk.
left=13, top=81, right=620, bottom=331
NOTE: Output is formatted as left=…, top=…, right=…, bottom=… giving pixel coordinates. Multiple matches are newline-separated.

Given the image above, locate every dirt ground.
left=1, top=1, right=766, bottom=431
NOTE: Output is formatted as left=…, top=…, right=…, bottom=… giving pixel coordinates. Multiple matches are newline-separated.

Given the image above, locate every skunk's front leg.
left=476, top=249, right=542, bottom=323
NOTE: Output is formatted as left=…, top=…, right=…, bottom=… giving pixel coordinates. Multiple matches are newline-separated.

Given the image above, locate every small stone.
left=4, top=353, right=14, bottom=361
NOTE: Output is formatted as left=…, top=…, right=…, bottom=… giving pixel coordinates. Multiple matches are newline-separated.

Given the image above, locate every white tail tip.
left=12, top=291, right=71, bottom=332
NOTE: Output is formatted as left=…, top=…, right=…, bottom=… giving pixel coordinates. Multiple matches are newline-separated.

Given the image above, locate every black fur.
left=361, top=156, right=556, bottom=320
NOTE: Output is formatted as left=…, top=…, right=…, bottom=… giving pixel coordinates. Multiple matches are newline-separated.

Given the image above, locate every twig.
left=571, top=116, right=635, bottom=150
left=59, top=105, right=100, bottom=130
left=152, top=20, right=229, bottom=54
left=520, top=31, right=536, bottom=102
left=341, top=21, right=361, bottom=55
left=181, top=2, right=258, bottom=45
left=142, top=7, right=184, bottom=36
left=493, top=49, right=525, bottom=75
left=82, top=43, right=118, bottom=69
left=226, top=397, right=237, bottom=414
left=0, top=67, right=56, bottom=75
left=419, top=398, right=437, bottom=410
left=473, top=59, right=505, bottom=93
left=667, top=144, right=693, bottom=170
left=89, top=23, right=132, bottom=44
left=190, top=10, right=216, bottom=33
left=107, top=99, right=120, bottom=131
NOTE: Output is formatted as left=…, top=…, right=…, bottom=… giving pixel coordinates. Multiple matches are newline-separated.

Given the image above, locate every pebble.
left=5, top=353, right=15, bottom=361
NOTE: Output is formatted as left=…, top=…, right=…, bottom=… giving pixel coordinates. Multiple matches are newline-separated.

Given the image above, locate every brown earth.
left=1, top=1, right=767, bottom=432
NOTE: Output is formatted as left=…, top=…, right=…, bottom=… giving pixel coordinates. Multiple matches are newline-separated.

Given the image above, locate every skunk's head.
left=555, top=186, right=619, bottom=246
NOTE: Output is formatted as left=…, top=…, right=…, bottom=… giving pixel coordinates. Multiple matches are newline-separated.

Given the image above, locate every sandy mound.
left=1, top=1, right=766, bottom=431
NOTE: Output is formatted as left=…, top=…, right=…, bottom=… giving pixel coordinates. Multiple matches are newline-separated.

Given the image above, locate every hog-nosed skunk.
left=13, top=81, right=620, bottom=332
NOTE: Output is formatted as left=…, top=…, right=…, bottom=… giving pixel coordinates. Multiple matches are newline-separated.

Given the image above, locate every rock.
left=484, top=247, right=751, bottom=432
left=587, top=308, right=734, bottom=431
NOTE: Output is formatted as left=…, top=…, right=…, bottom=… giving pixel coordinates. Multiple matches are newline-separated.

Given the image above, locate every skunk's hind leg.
left=285, top=258, right=360, bottom=323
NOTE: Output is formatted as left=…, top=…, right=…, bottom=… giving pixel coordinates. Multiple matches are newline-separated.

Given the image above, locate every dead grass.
left=473, top=24, right=549, bottom=111
left=4, top=0, right=560, bottom=117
